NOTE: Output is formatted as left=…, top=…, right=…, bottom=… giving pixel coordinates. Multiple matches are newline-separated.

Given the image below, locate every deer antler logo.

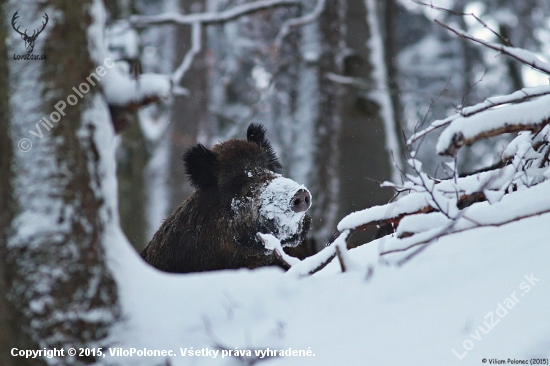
left=12, top=11, right=49, bottom=54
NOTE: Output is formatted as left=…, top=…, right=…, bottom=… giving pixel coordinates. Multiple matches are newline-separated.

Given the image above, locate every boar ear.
left=183, top=144, right=218, bottom=189
left=247, top=123, right=268, bottom=145
left=246, top=123, right=283, bottom=173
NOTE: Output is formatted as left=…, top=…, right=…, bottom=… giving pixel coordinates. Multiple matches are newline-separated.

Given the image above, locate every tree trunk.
left=338, top=0, right=396, bottom=246
left=3, top=1, right=120, bottom=363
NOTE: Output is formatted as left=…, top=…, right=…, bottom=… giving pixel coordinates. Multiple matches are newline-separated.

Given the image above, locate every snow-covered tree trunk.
left=2, top=0, right=120, bottom=362
left=0, top=3, right=23, bottom=364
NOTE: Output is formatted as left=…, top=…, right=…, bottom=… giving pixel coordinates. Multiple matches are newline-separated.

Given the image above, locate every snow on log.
left=336, top=158, right=550, bottom=236
left=381, top=177, right=550, bottom=257
left=337, top=193, right=434, bottom=233
left=436, top=94, right=550, bottom=156
left=407, top=85, right=550, bottom=145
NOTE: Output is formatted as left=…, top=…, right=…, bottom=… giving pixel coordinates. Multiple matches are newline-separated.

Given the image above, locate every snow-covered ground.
left=104, top=207, right=550, bottom=366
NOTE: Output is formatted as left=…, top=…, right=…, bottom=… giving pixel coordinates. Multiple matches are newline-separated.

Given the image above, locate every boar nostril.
left=291, top=189, right=311, bottom=213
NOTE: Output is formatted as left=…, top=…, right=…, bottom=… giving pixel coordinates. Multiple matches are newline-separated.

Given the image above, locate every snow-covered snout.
left=257, top=177, right=312, bottom=247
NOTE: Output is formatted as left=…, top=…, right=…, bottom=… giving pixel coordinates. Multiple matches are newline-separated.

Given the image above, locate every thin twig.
left=410, top=0, right=513, bottom=46
left=435, top=19, right=550, bottom=75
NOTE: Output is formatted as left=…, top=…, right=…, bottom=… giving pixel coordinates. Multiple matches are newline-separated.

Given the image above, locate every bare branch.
left=410, top=0, right=512, bottom=46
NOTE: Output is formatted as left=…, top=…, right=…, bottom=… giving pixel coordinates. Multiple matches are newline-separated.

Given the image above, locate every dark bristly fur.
left=141, top=123, right=311, bottom=273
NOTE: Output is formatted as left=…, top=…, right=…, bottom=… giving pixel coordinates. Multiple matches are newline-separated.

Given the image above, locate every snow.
left=395, top=211, right=450, bottom=237
left=104, top=207, right=550, bottom=365
left=103, top=112, right=550, bottom=364
left=379, top=177, right=550, bottom=255
left=101, top=68, right=171, bottom=107
left=106, top=22, right=139, bottom=60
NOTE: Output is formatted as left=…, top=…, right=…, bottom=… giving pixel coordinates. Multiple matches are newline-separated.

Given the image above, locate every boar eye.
left=229, top=174, right=249, bottom=194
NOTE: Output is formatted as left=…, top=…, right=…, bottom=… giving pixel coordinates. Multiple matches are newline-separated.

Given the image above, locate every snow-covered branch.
left=257, top=230, right=356, bottom=276
left=130, top=0, right=297, bottom=26
left=285, top=230, right=355, bottom=276
left=258, top=233, right=301, bottom=269
left=129, top=0, right=326, bottom=90
left=337, top=119, right=550, bottom=260
left=380, top=178, right=550, bottom=259
left=274, top=0, right=326, bottom=47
